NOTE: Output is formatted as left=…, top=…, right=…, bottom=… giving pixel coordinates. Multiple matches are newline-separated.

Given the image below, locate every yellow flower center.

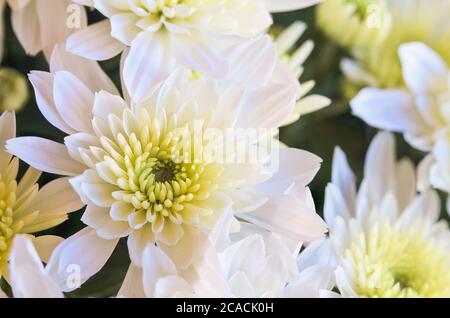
left=344, top=220, right=450, bottom=297
left=97, top=108, right=223, bottom=234
left=0, top=172, right=23, bottom=274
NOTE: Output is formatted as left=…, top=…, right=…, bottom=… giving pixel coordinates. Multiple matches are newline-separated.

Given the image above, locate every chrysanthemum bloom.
left=68, top=0, right=323, bottom=102
left=351, top=42, right=450, bottom=201
left=340, top=0, right=450, bottom=89
left=1, top=235, right=64, bottom=298
left=0, top=68, right=28, bottom=111
left=0, top=0, right=87, bottom=61
left=316, top=0, right=391, bottom=49
left=118, top=209, right=336, bottom=298
left=352, top=42, right=450, bottom=152
left=272, top=22, right=331, bottom=126
left=0, top=111, right=83, bottom=282
left=324, top=132, right=450, bottom=297
left=10, top=40, right=327, bottom=290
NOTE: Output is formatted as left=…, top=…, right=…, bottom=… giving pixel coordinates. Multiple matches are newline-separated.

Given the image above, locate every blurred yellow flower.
left=0, top=112, right=84, bottom=278
left=317, top=0, right=391, bottom=49
left=0, top=68, right=28, bottom=112
left=340, top=0, right=450, bottom=89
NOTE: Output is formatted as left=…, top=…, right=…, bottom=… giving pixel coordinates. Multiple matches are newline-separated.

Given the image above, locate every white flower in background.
left=0, top=111, right=83, bottom=281
left=9, top=39, right=327, bottom=291
left=340, top=0, right=450, bottom=89
left=118, top=210, right=336, bottom=298
left=6, top=235, right=63, bottom=298
left=325, top=132, right=450, bottom=297
left=273, top=22, right=331, bottom=126
left=351, top=42, right=450, bottom=152
left=351, top=42, right=450, bottom=202
left=0, top=0, right=87, bottom=61
left=68, top=0, right=323, bottom=102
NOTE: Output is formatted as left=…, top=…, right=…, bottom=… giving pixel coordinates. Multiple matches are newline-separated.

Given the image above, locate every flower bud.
left=0, top=68, right=29, bottom=111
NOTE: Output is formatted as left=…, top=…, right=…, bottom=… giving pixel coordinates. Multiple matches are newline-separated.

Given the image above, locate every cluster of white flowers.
left=0, top=0, right=450, bottom=299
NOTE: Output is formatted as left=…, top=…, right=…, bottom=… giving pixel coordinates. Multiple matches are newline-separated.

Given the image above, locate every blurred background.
left=0, top=6, right=434, bottom=297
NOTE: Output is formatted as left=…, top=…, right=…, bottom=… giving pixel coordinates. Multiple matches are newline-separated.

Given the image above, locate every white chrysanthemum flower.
left=68, top=0, right=323, bottom=102
left=118, top=209, right=336, bottom=298
left=272, top=22, right=331, bottom=126
left=341, top=0, right=450, bottom=89
left=0, top=0, right=87, bottom=61
left=352, top=42, right=450, bottom=152
left=5, top=235, right=64, bottom=298
left=9, top=39, right=327, bottom=291
left=0, top=111, right=83, bottom=281
left=325, top=132, right=450, bottom=298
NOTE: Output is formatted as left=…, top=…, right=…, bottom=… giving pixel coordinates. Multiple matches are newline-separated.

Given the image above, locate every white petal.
left=260, top=148, right=322, bottom=189
left=399, top=42, right=448, bottom=95
left=45, top=227, right=119, bottom=292
left=159, top=225, right=205, bottom=269
left=50, top=44, right=119, bottom=94
left=331, top=147, right=356, bottom=213
left=6, top=137, right=86, bottom=176
left=110, top=13, right=140, bottom=45
left=417, top=154, right=435, bottom=192
left=32, top=177, right=84, bottom=217
left=10, top=235, right=63, bottom=298
left=324, top=183, right=352, bottom=228
left=127, top=224, right=155, bottom=267
left=28, top=71, right=76, bottom=134
left=363, top=132, right=397, bottom=204
left=53, top=71, right=94, bottom=133
left=124, top=31, right=171, bottom=102
left=92, top=90, right=128, bottom=122
left=237, top=83, right=297, bottom=129
left=81, top=179, right=116, bottom=208
left=225, top=35, right=277, bottom=89
left=238, top=194, right=327, bottom=242
left=11, top=0, right=41, bottom=55
left=36, top=0, right=87, bottom=60
left=142, top=245, right=177, bottom=298
left=154, top=276, right=193, bottom=298
left=81, top=204, right=131, bottom=239
left=67, top=20, right=125, bottom=61
left=351, top=88, right=428, bottom=135
left=173, top=34, right=228, bottom=79
left=395, top=158, right=416, bottom=211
